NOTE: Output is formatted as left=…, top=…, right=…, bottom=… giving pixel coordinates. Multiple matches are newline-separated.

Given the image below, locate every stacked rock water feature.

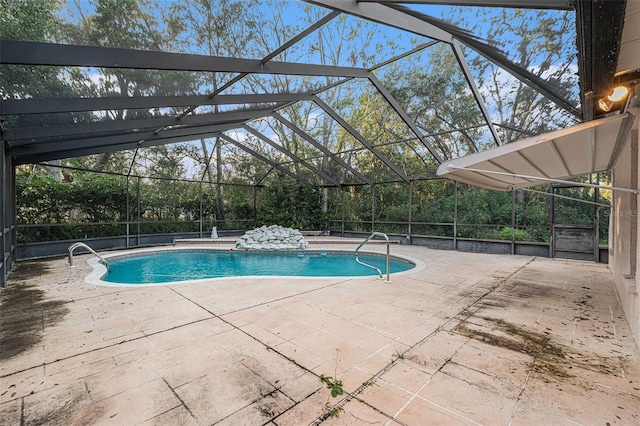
left=235, top=225, right=310, bottom=250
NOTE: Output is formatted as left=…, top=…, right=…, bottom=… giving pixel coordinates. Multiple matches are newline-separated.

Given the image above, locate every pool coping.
left=83, top=245, right=426, bottom=287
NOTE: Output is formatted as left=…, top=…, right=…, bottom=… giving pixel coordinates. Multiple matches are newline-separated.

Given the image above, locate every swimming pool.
left=91, top=249, right=416, bottom=285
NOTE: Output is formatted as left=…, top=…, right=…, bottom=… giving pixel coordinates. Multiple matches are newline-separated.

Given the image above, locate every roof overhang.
left=436, top=113, right=635, bottom=191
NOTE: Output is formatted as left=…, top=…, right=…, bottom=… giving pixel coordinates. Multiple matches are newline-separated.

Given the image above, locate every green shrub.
left=497, top=227, right=531, bottom=241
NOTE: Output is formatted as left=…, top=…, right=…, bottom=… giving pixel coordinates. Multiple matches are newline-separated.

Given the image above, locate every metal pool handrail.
left=68, top=242, right=109, bottom=271
left=355, top=232, right=391, bottom=283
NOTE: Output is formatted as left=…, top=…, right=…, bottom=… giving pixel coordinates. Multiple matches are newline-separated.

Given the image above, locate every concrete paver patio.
left=1, top=242, right=639, bottom=425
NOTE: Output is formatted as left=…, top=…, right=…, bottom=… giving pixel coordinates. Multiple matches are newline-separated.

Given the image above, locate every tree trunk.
left=93, top=152, right=111, bottom=171
left=47, top=159, right=63, bottom=181
left=322, top=187, right=328, bottom=214
left=201, top=139, right=216, bottom=196
left=321, top=155, right=329, bottom=214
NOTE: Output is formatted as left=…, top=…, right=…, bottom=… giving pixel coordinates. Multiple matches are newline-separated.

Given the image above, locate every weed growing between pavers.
left=392, top=347, right=409, bottom=360
left=319, top=348, right=344, bottom=418
left=324, top=404, right=343, bottom=418
left=320, top=374, right=343, bottom=398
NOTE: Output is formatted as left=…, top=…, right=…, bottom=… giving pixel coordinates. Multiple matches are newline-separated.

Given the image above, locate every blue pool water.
left=103, top=250, right=414, bottom=284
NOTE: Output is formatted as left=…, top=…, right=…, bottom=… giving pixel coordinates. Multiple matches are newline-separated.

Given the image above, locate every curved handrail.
left=68, top=242, right=109, bottom=271
left=355, top=232, right=391, bottom=283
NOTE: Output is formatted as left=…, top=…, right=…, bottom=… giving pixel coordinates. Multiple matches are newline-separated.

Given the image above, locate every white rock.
left=235, top=224, right=310, bottom=250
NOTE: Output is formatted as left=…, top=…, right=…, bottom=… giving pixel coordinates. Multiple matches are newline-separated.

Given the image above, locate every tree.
left=244, top=4, right=400, bottom=201
left=257, top=179, right=326, bottom=230
left=167, top=0, right=261, bottom=220
left=449, top=7, right=579, bottom=141
left=1, top=0, right=90, bottom=184
left=62, top=0, right=192, bottom=172
left=383, top=44, right=488, bottom=162
left=0, top=0, right=84, bottom=122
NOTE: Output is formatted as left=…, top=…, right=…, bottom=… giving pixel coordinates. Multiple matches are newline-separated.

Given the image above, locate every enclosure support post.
left=550, top=186, right=555, bottom=258
left=199, top=181, right=203, bottom=238
left=341, top=187, right=346, bottom=237
left=126, top=150, right=137, bottom=247
left=371, top=184, right=376, bottom=233
left=1, top=148, right=7, bottom=289
left=11, top=165, right=16, bottom=276
left=253, top=185, right=258, bottom=229
left=126, top=176, right=130, bottom=247
left=0, top=160, right=17, bottom=287
left=594, top=173, right=600, bottom=262
left=6, top=162, right=16, bottom=286
left=453, top=181, right=458, bottom=251
left=0, top=148, right=5, bottom=288
left=511, top=190, right=516, bottom=255
left=137, top=177, right=141, bottom=244
left=408, top=181, right=412, bottom=244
